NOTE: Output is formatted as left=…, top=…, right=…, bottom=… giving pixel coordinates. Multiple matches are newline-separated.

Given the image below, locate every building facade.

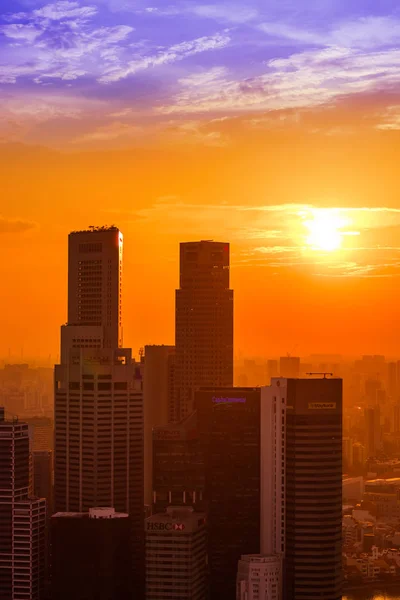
left=144, top=345, right=175, bottom=506
left=33, top=451, right=53, bottom=516
left=279, top=357, right=300, bottom=379
left=196, top=387, right=261, bottom=600
left=236, top=555, right=282, bottom=600
left=66, top=226, right=123, bottom=352
left=145, top=506, right=207, bottom=599
left=54, top=227, right=145, bottom=596
left=51, top=507, right=131, bottom=600
left=261, top=378, right=343, bottom=600
left=152, top=411, right=204, bottom=514
left=175, top=241, right=234, bottom=421
left=0, top=407, right=46, bottom=600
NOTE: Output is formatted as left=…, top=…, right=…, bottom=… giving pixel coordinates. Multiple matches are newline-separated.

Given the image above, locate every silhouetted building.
left=152, top=411, right=204, bottom=513
left=365, top=406, right=381, bottom=457
left=261, top=378, right=342, bottom=600
left=54, top=227, right=144, bottom=597
left=26, top=416, right=53, bottom=451
left=0, top=408, right=46, bottom=600
left=237, top=555, right=282, bottom=600
left=65, top=226, right=123, bottom=352
left=279, top=356, right=300, bottom=378
left=267, top=360, right=279, bottom=383
left=196, top=387, right=261, bottom=600
left=388, top=362, right=398, bottom=399
left=352, top=442, right=366, bottom=468
left=51, top=507, right=131, bottom=600
left=175, top=241, right=234, bottom=421
left=145, top=507, right=207, bottom=600
left=144, top=345, right=175, bottom=505
left=33, top=450, right=53, bottom=515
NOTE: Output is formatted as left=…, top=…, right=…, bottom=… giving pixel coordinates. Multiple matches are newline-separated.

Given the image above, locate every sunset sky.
left=1, top=0, right=400, bottom=360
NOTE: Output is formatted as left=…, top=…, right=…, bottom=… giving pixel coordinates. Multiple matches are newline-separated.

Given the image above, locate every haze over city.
left=3, top=3, right=400, bottom=600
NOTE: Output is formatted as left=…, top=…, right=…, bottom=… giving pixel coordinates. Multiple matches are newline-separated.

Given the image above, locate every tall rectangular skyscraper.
left=196, top=387, right=261, bottom=600
left=261, top=378, right=343, bottom=600
left=66, top=226, right=123, bottom=351
left=175, top=241, right=234, bottom=421
left=54, top=227, right=144, bottom=596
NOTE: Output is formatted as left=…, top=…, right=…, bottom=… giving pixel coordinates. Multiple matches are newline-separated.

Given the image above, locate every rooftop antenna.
left=306, top=372, right=333, bottom=379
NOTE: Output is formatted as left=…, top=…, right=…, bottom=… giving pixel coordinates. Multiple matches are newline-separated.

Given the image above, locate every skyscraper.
left=196, top=387, right=261, bottom=600
left=0, top=408, right=46, bottom=600
left=175, top=241, right=234, bottom=421
left=54, top=227, right=144, bottom=595
left=145, top=506, right=207, bottom=600
left=152, top=411, right=204, bottom=514
left=365, top=406, right=381, bottom=457
left=65, top=225, right=123, bottom=352
left=33, top=450, right=53, bottom=515
left=51, top=507, right=132, bottom=600
left=143, top=345, right=175, bottom=506
left=261, top=378, right=343, bottom=600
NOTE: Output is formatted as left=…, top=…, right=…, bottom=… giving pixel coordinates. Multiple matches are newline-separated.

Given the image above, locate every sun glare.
left=305, top=211, right=347, bottom=252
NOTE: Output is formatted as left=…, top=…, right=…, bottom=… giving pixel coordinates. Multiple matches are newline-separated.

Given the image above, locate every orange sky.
left=1, top=123, right=400, bottom=361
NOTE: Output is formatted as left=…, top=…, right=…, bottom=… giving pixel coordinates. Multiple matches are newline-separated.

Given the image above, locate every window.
left=114, top=382, right=127, bottom=391
left=98, top=383, right=111, bottom=391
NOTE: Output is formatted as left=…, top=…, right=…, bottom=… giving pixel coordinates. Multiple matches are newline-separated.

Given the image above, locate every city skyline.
left=1, top=221, right=400, bottom=362
left=2, top=1, right=400, bottom=360
left=2, top=3, right=400, bottom=599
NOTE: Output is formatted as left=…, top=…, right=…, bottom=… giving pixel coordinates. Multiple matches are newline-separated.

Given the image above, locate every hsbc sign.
left=147, top=522, right=186, bottom=532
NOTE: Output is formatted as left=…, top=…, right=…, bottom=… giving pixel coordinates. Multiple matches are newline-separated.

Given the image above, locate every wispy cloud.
left=72, top=120, right=143, bottom=143
left=2, top=1, right=400, bottom=146
left=159, top=44, right=400, bottom=115
left=189, top=4, right=257, bottom=24
left=98, top=33, right=230, bottom=82
left=0, top=216, right=37, bottom=234
left=32, top=1, right=98, bottom=20
left=0, top=2, right=134, bottom=84
left=113, top=199, right=400, bottom=277
left=258, top=15, right=400, bottom=49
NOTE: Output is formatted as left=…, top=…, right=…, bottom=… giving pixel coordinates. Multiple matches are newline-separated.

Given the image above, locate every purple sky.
left=1, top=0, right=400, bottom=147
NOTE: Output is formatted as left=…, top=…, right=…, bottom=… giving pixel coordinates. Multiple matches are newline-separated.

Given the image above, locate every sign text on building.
left=308, top=402, right=336, bottom=410
left=212, top=397, right=246, bottom=404
left=147, top=522, right=186, bottom=532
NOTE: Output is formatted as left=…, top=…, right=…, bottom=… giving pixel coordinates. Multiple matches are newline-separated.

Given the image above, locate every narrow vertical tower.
left=261, top=377, right=343, bottom=600
left=0, top=408, right=46, bottom=600
left=175, top=241, right=234, bottom=421
left=54, top=226, right=144, bottom=595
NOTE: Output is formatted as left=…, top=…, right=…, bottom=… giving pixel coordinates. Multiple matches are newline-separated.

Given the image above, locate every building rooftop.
left=70, top=225, right=119, bottom=234
left=52, top=507, right=128, bottom=519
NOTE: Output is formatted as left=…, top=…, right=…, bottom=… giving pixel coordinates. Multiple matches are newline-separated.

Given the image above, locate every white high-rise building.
left=260, top=380, right=286, bottom=556
left=236, top=555, right=282, bottom=600
left=260, top=378, right=343, bottom=600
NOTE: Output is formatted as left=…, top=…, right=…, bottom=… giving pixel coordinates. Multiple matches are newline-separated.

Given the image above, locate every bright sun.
left=305, top=211, right=346, bottom=252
